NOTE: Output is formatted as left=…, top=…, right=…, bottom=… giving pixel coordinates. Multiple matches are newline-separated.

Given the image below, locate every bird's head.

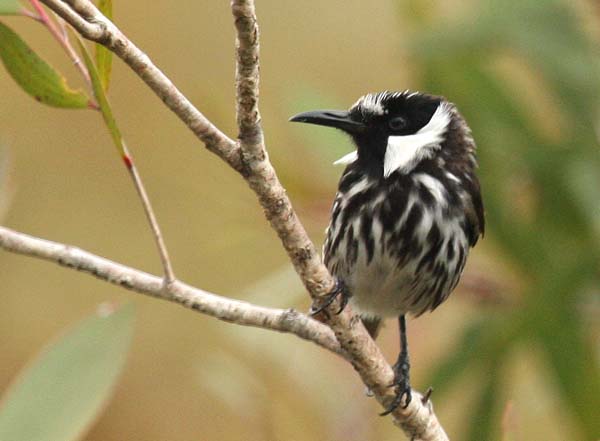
left=290, top=91, right=460, bottom=177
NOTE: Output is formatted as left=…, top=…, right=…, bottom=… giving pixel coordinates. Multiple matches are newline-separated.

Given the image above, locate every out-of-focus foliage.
left=400, top=0, right=600, bottom=439
left=0, top=22, right=90, bottom=108
left=0, top=304, right=134, bottom=441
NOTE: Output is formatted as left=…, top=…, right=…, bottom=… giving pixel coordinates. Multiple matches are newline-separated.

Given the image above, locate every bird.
left=290, top=90, right=484, bottom=414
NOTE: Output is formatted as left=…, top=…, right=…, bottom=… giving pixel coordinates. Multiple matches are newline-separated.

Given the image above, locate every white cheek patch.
left=333, top=150, right=358, bottom=165
left=383, top=102, right=452, bottom=177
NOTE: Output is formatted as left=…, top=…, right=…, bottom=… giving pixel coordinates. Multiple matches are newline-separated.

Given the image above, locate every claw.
left=380, top=388, right=412, bottom=416
left=379, top=369, right=412, bottom=415
left=310, top=278, right=349, bottom=317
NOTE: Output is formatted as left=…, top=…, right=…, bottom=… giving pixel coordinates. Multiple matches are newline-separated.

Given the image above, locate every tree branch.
left=0, top=225, right=341, bottom=356
left=232, top=0, right=263, bottom=156
left=19, top=1, right=449, bottom=439
left=229, top=3, right=448, bottom=438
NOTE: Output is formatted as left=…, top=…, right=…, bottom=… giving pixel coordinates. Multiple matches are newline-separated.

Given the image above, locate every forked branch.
left=0, top=226, right=341, bottom=355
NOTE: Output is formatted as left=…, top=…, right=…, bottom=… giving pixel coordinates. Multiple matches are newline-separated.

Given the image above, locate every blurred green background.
left=1, top=0, right=599, bottom=440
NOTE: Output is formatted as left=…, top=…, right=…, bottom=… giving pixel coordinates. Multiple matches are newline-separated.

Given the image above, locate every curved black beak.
left=289, top=110, right=364, bottom=134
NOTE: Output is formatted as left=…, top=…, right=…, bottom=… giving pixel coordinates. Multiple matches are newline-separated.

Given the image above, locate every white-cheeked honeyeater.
left=290, top=91, right=484, bottom=413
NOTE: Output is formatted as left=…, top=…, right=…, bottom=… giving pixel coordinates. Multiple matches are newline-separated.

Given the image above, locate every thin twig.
left=72, top=35, right=175, bottom=284
left=29, top=0, right=90, bottom=84
left=0, top=225, right=341, bottom=356
left=121, top=146, right=175, bottom=284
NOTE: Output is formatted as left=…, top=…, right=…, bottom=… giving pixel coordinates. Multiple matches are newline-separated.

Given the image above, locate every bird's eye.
left=388, top=116, right=407, bottom=131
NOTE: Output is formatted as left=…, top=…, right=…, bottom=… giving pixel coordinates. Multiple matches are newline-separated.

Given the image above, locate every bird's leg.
left=310, top=278, right=350, bottom=317
left=380, top=315, right=412, bottom=415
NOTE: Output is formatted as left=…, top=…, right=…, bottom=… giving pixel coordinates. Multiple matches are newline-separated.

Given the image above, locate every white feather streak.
left=333, top=150, right=358, bottom=165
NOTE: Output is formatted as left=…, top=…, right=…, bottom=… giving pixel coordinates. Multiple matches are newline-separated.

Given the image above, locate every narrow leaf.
left=0, top=0, right=21, bottom=15
left=0, top=303, right=135, bottom=441
left=529, top=265, right=600, bottom=439
left=0, top=21, right=90, bottom=108
left=76, top=37, right=125, bottom=156
left=95, top=0, right=112, bottom=90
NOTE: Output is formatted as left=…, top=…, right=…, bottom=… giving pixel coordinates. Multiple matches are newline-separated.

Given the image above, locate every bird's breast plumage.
left=323, top=156, right=479, bottom=317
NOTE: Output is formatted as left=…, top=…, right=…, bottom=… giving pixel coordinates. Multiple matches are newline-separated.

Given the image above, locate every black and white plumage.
left=290, top=91, right=484, bottom=413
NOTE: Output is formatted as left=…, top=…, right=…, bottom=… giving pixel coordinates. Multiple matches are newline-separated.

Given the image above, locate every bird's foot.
left=309, top=278, right=349, bottom=318
left=380, top=355, right=412, bottom=416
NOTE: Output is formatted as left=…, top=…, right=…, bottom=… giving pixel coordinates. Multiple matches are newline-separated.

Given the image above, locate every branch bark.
left=13, top=1, right=449, bottom=439
left=0, top=226, right=341, bottom=356
left=232, top=0, right=262, bottom=155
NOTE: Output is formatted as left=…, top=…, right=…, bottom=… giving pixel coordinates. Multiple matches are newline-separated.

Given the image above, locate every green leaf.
left=95, top=0, right=112, bottom=90
left=76, top=37, right=125, bottom=156
left=0, top=303, right=135, bottom=441
left=527, top=264, right=600, bottom=439
left=0, top=0, right=21, bottom=15
left=0, top=21, right=90, bottom=108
